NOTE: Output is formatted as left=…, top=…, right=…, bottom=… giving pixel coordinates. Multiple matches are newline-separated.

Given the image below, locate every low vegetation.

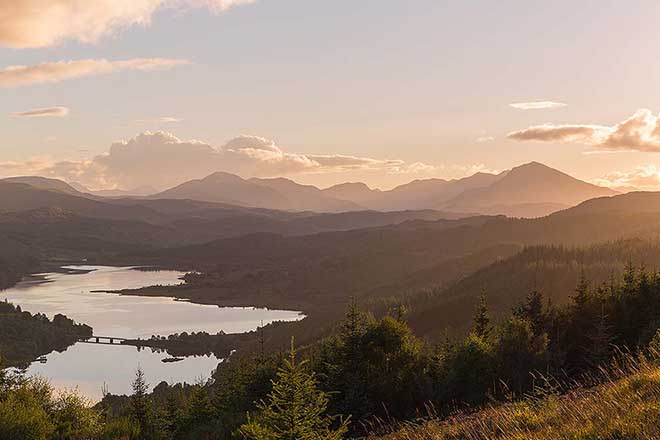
left=376, top=350, right=660, bottom=439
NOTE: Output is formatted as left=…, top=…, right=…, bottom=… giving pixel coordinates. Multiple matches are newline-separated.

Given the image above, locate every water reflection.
left=3, top=266, right=304, bottom=401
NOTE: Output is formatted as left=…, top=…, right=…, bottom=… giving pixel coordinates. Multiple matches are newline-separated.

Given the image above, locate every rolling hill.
left=0, top=180, right=469, bottom=257
left=1, top=176, right=85, bottom=196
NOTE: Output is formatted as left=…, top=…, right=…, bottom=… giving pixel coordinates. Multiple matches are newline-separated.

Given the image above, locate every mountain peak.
left=204, top=171, right=244, bottom=181
left=512, top=161, right=557, bottom=173
left=443, top=161, right=617, bottom=216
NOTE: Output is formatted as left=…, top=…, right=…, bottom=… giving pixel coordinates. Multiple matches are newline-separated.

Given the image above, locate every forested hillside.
left=0, top=301, right=92, bottom=367
left=406, top=239, right=660, bottom=339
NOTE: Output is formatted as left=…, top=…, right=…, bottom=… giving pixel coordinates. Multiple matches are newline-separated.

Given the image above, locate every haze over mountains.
left=1, top=162, right=617, bottom=219
left=147, top=161, right=617, bottom=217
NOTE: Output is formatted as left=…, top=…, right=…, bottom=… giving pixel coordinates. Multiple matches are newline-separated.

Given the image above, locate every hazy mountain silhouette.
left=3, top=162, right=618, bottom=217
left=441, top=162, right=617, bottom=217
left=556, top=191, right=660, bottom=217
left=322, top=182, right=380, bottom=204
left=322, top=173, right=502, bottom=211
left=155, top=172, right=360, bottom=212
left=1, top=176, right=84, bottom=196
left=321, top=162, right=615, bottom=216
left=0, top=179, right=469, bottom=249
left=248, top=177, right=362, bottom=211
left=0, top=182, right=165, bottom=223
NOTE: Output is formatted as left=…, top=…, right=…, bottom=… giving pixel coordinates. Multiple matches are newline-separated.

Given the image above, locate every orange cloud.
left=0, top=58, right=189, bottom=87
left=10, top=106, right=70, bottom=118
left=508, top=109, right=660, bottom=153
left=0, top=0, right=256, bottom=48
left=594, top=165, right=660, bottom=192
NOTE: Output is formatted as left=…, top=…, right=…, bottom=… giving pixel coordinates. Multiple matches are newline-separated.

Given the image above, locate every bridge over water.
left=78, top=336, right=132, bottom=345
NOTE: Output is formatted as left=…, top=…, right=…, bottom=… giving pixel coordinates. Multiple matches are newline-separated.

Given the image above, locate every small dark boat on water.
left=162, top=357, right=184, bottom=363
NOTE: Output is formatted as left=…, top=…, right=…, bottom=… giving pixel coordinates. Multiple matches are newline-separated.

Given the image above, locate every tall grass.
left=372, top=349, right=660, bottom=440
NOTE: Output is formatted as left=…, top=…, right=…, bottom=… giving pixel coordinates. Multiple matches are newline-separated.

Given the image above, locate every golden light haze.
left=2, top=1, right=660, bottom=191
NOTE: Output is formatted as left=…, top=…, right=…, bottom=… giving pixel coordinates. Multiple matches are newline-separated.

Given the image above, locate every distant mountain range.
left=0, top=178, right=464, bottom=250
left=1, top=161, right=617, bottom=218
left=151, top=162, right=617, bottom=217
left=154, top=172, right=362, bottom=212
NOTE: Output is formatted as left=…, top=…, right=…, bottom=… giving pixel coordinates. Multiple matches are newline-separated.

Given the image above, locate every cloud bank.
left=0, top=132, right=442, bottom=190
left=10, top=106, right=69, bottom=118
left=0, top=0, right=255, bottom=48
left=508, top=109, right=660, bottom=153
left=0, top=58, right=189, bottom=87
left=594, top=165, right=660, bottom=191
left=509, top=101, right=567, bottom=110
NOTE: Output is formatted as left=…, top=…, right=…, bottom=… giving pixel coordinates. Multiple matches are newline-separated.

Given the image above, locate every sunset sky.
left=2, top=0, right=660, bottom=191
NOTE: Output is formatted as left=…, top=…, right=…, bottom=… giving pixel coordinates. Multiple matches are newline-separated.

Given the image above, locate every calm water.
left=3, top=266, right=303, bottom=400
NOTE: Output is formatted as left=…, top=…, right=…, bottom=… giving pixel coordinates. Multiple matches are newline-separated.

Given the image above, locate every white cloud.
left=0, top=58, right=189, bottom=87
left=135, top=117, right=182, bottom=124
left=509, top=101, right=567, bottom=110
left=593, top=165, right=660, bottom=191
left=0, top=0, right=255, bottom=48
left=507, top=109, right=660, bottom=153
left=6, top=132, right=434, bottom=190
left=10, top=106, right=69, bottom=118
left=2, top=132, right=500, bottom=190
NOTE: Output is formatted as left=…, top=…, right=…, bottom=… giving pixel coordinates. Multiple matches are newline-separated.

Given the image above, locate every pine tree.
left=622, top=259, right=637, bottom=297
left=129, top=367, right=157, bottom=440
left=514, top=290, right=545, bottom=336
left=587, top=303, right=613, bottom=367
left=473, top=289, right=491, bottom=339
left=573, top=269, right=591, bottom=311
left=241, top=338, right=349, bottom=440
left=164, top=392, right=180, bottom=439
left=341, top=297, right=365, bottom=340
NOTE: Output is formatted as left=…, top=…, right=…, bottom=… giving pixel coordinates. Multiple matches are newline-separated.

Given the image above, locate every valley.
left=2, top=163, right=660, bottom=438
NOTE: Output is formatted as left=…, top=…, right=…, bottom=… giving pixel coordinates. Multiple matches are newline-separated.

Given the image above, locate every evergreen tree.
left=129, top=367, right=158, bottom=440
left=175, top=385, right=216, bottom=440
left=164, top=392, right=180, bottom=439
left=316, top=301, right=371, bottom=425
left=241, top=339, right=349, bottom=440
left=514, top=290, right=545, bottom=336
left=622, top=259, right=637, bottom=296
left=573, top=269, right=591, bottom=312
left=473, top=289, right=491, bottom=338
left=587, top=303, right=613, bottom=367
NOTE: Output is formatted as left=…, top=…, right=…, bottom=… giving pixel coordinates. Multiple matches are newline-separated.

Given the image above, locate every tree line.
left=4, top=263, right=660, bottom=439
left=0, top=300, right=92, bottom=368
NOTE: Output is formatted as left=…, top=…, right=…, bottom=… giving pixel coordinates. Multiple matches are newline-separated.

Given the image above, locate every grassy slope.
left=378, top=356, right=660, bottom=440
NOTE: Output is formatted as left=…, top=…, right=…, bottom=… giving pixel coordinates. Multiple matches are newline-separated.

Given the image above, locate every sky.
left=2, top=0, right=660, bottom=191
